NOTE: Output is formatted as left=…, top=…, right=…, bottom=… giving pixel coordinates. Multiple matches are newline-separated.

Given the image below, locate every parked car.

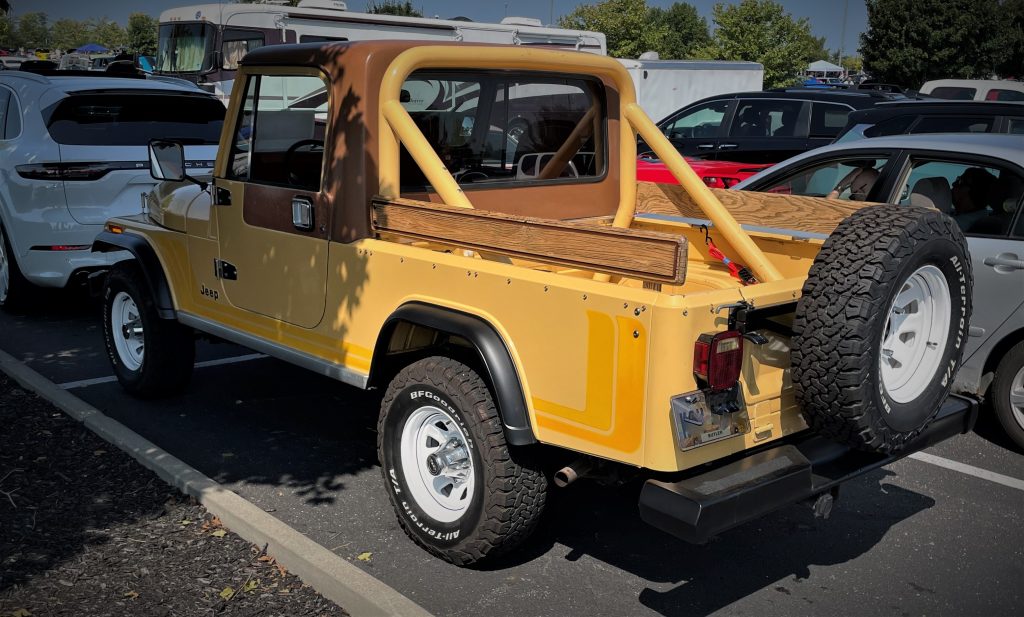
left=920, top=79, right=1024, bottom=102
left=734, top=133, right=1024, bottom=448
left=836, top=100, right=1024, bottom=143
left=0, top=56, right=28, bottom=71
left=636, top=156, right=770, bottom=188
left=0, top=70, right=224, bottom=310
left=641, top=88, right=904, bottom=164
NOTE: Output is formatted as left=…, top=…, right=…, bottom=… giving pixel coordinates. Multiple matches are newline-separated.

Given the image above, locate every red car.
left=636, top=156, right=771, bottom=188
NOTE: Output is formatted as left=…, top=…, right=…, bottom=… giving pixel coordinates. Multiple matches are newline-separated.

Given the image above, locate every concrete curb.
left=0, top=349, right=434, bottom=617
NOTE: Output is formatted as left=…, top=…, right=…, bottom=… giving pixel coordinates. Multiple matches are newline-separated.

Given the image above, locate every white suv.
left=0, top=70, right=222, bottom=309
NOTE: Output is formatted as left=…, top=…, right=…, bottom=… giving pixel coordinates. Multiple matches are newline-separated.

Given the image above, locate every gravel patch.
left=0, top=374, right=346, bottom=617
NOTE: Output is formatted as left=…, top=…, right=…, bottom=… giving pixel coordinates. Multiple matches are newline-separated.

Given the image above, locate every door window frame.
left=725, top=98, right=810, bottom=140
left=746, top=147, right=899, bottom=203
left=658, top=97, right=736, bottom=140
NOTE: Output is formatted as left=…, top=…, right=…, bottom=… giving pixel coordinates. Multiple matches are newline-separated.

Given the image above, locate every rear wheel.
left=991, top=342, right=1024, bottom=450
left=0, top=224, right=34, bottom=312
left=377, top=356, right=547, bottom=566
left=793, top=205, right=972, bottom=453
left=103, top=262, right=195, bottom=397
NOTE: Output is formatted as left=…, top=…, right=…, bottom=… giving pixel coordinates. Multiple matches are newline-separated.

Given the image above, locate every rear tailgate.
left=45, top=91, right=223, bottom=224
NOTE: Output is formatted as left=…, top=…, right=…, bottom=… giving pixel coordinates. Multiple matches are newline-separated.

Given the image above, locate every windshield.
left=157, top=23, right=215, bottom=73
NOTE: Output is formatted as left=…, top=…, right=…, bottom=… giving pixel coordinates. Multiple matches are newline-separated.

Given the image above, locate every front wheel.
left=377, top=356, right=547, bottom=566
left=103, top=262, right=195, bottom=398
left=991, top=341, right=1024, bottom=451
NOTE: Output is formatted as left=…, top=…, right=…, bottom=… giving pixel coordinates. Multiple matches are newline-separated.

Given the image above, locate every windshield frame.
left=157, top=22, right=217, bottom=75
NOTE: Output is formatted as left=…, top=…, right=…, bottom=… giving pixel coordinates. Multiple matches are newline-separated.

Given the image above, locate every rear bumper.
left=638, top=395, right=977, bottom=543
left=21, top=247, right=130, bottom=288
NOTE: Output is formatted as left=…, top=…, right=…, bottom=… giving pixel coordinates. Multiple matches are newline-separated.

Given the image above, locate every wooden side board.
left=372, top=197, right=688, bottom=284
left=637, top=182, right=878, bottom=236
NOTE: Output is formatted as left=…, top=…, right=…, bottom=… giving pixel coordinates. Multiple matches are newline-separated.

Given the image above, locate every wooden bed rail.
left=371, top=197, right=688, bottom=284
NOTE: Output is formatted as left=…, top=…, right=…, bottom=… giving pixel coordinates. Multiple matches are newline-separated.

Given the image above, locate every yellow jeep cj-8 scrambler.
left=94, top=42, right=976, bottom=565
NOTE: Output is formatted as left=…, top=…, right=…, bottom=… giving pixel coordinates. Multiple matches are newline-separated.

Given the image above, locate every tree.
left=841, top=55, right=863, bottom=74
left=995, top=0, right=1024, bottom=78
left=0, top=16, right=13, bottom=48
left=91, top=18, right=127, bottom=50
left=560, top=0, right=668, bottom=59
left=366, top=1, right=423, bottom=16
left=16, top=11, right=49, bottom=48
left=647, top=2, right=710, bottom=59
left=127, top=13, right=159, bottom=55
left=699, top=0, right=822, bottom=88
left=51, top=19, right=90, bottom=51
left=859, top=0, right=1003, bottom=87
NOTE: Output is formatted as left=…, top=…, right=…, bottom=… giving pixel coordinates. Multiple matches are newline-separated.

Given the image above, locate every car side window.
left=661, top=100, right=729, bottom=140
left=730, top=99, right=803, bottom=138
left=1008, top=118, right=1024, bottom=135
left=227, top=73, right=329, bottom=192
left=0, top=88, right=10, bottom=140
left=760, top=157, right=888, bottom=200
left=809, top=102, right=851, bottom=138
left=896, top=159, right=1023, bottom=237
left=909, top=116, right=994, bottom=135
left=987, top=89, right=1024, bottom=102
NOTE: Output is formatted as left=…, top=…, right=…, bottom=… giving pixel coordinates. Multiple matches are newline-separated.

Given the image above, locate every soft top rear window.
left=45, top=93, right=225, bottom=145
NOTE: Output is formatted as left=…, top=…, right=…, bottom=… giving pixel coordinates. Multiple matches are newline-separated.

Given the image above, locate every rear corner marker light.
left=693, top=330, right=744, bottom=391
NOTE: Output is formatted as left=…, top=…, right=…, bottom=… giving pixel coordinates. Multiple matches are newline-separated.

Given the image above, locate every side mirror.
left=149, top=140, right=185, bottom=182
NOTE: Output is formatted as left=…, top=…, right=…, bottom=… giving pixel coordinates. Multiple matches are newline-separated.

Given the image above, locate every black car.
left=835, top=100, right=1024, bottom=142
left=643, top=89, right=904, bottom=164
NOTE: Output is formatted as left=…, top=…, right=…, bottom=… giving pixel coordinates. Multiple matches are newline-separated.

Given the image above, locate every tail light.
left=693, top=330, right=744, bottom=390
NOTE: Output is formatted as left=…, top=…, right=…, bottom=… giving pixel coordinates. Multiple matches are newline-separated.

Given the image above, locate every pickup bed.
left=93, top=41, right=975, bottom=565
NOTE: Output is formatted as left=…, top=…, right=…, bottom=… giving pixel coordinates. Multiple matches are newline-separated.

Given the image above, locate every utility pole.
left=550, top=0, right=554, bottom=26
left=838, top=0, right=848, bottom=77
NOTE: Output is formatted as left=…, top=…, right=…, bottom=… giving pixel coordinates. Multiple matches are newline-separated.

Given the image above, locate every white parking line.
left=908, top=452, right=1024, bottom=492
left=57, top=353, right=268, bottom=390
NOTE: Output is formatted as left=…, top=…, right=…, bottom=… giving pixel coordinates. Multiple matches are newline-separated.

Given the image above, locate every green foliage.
left=0, top=16, right=13, bottom=48
left=860, top=0, right=1004, bottom=86
left=366, top=1, right=423, bottom=16
left=699, top=0, right=822, bottom=88
left=16, top=11, right=49, bottom=48
left=90, top=18, right=127, bottom=50
left=51, top=19, right=90, bottom=51
left=127, top=13, right=159, bottom=55
left=560, top=0, right=669, bottom=59
left=995, top=0, right=1024, bottom=77
left=647, top=2, right=710, bottom=59
left=841, top=55, right=863, bottom=74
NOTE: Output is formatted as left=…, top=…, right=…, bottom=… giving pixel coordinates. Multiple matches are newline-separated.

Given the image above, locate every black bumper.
left=638, top=395, right=977, bottom=544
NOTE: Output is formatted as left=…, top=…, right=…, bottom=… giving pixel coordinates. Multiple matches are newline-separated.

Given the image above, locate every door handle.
left=718, top=143, right=738, bottom=149
left=292, top=196, right=314, bottom=231
left=983, top=254, right=1024, bottom=271
left=696, top=143, right=716, bottom=150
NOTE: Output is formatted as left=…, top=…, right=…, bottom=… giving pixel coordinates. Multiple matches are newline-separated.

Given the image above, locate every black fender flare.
left=370, top=302, right=536, bottom=446
left=92, top=230, right=176, bottom=319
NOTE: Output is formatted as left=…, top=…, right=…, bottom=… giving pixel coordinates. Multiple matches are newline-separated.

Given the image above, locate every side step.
left=638, top=395, right=977, bottom=544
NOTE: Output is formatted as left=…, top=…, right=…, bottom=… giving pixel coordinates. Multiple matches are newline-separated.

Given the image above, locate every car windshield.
left=157, top=23, right=215, bottom=73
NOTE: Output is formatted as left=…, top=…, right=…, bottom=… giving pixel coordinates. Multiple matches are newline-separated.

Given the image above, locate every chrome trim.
left=177, top=311, right=369, bottom=389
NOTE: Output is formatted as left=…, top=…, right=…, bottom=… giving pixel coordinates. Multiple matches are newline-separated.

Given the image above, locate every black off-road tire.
left=103, top=261, right=195, bottom=398
left=377, top=356, right=547, bottom=566
left=991, top=341, right=1024, bottom=451
left=792, top=205, right=972, bottom=453
left=0, top=224, right=35, bottom=312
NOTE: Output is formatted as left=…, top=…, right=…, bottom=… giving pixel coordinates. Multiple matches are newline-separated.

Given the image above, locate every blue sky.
left=29, top=0, right=868, bottom=56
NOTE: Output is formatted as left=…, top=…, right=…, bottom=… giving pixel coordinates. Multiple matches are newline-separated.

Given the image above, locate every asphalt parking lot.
left=2, top=290, right=1022, bottom=617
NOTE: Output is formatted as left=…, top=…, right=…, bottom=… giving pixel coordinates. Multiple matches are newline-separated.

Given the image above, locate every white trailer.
left=157, top=0, right=606, bottom=100
left=617, top=57, right=764, bottom=123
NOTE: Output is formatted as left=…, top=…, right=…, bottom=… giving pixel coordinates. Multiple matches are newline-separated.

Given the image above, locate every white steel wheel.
left=879, top=265, right=952, bottom=404
left=1010, top=366, right=1024, bottom=432
left=399, top=405, right=476, bottom=523
left=110, top=291, right=145, bottom=371
left=0, top=231, right=8, bottom=305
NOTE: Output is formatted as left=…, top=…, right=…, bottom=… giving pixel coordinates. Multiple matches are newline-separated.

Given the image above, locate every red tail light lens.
left=693, top=330, right=744, bottom=391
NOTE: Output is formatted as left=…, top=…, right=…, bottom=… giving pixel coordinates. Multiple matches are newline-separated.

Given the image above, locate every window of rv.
left=222, top=29, right=265, bottom=70
left=157, top=23, right=215, bottom=73
left=398, top=71, right=606, bottom=190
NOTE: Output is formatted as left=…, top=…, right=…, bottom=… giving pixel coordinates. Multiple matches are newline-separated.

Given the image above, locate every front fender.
left=92, top=230, right=176, bottom=319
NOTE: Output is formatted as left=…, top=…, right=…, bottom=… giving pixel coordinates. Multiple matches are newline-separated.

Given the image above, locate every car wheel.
left=0, top=224, right=34, bottom=312
left=103, top=261, right=195, bottom=398
left=377, top=356, right=547, bottom=565
left=793, top=205, right=972, bottom=453
left=991, top=341, right=1024, bottom=450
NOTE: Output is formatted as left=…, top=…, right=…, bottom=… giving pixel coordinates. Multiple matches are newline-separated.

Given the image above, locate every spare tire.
left=792, top=205, right=972, bottom=454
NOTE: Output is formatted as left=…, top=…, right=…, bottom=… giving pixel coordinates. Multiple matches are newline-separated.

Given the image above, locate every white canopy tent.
left=806, top=60, right=845, bottom=77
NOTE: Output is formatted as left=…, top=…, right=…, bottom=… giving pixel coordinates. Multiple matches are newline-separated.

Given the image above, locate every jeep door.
left=212, top=69, right=331, bottom=328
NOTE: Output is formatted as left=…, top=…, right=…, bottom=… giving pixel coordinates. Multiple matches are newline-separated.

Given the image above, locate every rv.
left=157, top=0, right=607, bottom=99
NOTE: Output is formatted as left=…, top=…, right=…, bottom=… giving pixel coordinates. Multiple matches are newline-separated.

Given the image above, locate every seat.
left=733, top=108, right=768, bottom=137
left=909, top=177, right=953, bottom=213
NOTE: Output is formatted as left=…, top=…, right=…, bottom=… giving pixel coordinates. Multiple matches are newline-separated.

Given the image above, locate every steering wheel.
left=284, top=139, right=324, bottom=187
